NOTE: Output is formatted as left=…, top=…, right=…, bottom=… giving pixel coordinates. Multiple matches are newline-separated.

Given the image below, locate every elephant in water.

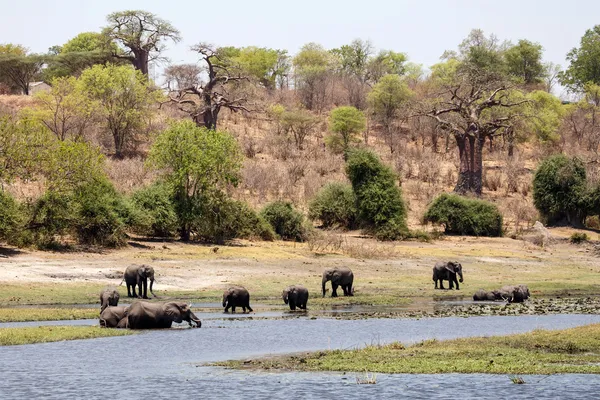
left=223, top=286, right=253, bottom=313
left=432, top=261, right=463, bottom=290
left=322, top=266, right=354, bottom=297
left=121, top=265, right=155, bottom=299
left=499, top=284, right=530, bottom=303
left=126, top=301, right=201, bottom=329
left=472, top=289, right=501, bottom=301
left=282, top=285, right=309, bottom=311
left=99, top=306, right=129, bottom=328
left=100, top=287, right=120, bottom=313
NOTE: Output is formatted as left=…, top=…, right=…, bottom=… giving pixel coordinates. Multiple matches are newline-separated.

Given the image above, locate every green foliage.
left=561, top=25, right=600, bottom=90
left=423, top=193, right=503, bottom=237
left=28, top=191, right=77, bottom=248
left=222, top=46, right=289, bottom=89
left=308, top=182, right=357, bottom=229
left=523, top=90, right=564, bottom=143
left=130, top=181, right=178, bottom=238
left=278, top=108, right=317, bottom=150
left=260, top=201, right=307, bottom=242
left=72, top=178, right=132, bottom=247
left=78, top=64, right=160, bottom=157
left=43, top=140, right=106, bottom=192
left=367, top=50, right=407, bottom=83
left=570, top=232, right=589, bottom=244
left=504, top=39, right=545, bottom=84
left=148, top=121, right=242, bottom=241
left=345, top=149, right=408, bottom=240
left=61, top=32, right=113, bottom=53
left=328, top=106, right=366, bottom=152
left=0, top=51, right=44, bottom=95
left=532, top=155, right=589, bottom=226
left=0, top=191, right=25, bottom=245
left=367, top=74, right=413, bottom=144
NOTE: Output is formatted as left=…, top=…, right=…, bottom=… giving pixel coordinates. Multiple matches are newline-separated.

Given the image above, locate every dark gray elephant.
left=499, top=284, right=530, bottom=303
left=432, top=261, right=463, bottom=290
left=282, top=285, right=309, bottom=311
left=99, top=306, right=129, bottom=328
left=222, top=286, right=253, bottom=313
left=126, top=301, right=201, bottom=329
left=322, top=266, right=354, bottom=297
left=100, top=287, right=120, bottom=313
left=472, top=289, right=497, bottom=301
left=122, top=265, right=155, bottom=299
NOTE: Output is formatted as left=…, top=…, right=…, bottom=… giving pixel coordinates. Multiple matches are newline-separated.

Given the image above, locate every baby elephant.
left=223, top=286, right=253, bottom=313
left=472, top=289, right=501, bottom=301
left=100, top=287, right=120, bottom=313
left=99, top=305, right=128, bottom=328
left=282, top=285, right=309, bottom=311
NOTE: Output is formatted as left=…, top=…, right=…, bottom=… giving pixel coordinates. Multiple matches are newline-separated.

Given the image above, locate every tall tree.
left=366, top=50, right=408, bottom=83
left=331, top=39, right=374, bottom=108
left=504, top=39, right=545, bottom=85
left=221, top=47, right=290, bottom=90
left=79, top=64, right=160, bottom=157
left=102, top=10, right=181, bottom=76
left=164, top=64, right=202, bottom=91
left=328, top=106, right=366, bottom=153
left=561, top=25, right=600, bottom=91
left=0, top=44, right=43, bottom=95
left=167, top=43, right=250, bottom=130
left=293, top=43, right=335, bottom=112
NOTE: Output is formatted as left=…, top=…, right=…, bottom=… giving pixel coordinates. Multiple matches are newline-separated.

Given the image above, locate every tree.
left=504, top=39, right=545, bottom=85
left=366, top=50, right=408, bottom=83
left=167, top=43, right=250, bottom=130
left=79, top=64, right=160, bottom=157
left=328, top=106, right=366, bottom=153
left=164, top=64, right=202, bottom=91
left=103, top=10, right=181, bottom=76
left=279, top=109, right=318, bottom=150
left=293, top=43, right=335, bottom=112
left=222, top=47, right=290, bottom=90
left=561, top=25, right=600, bottom=91
left=367, top=75, right=413, bottom=152
left=27, top=76, right=95, bottom=141
left=422, top=31, right=530, bottom=195
left=148, top=121, right=242, bottom=241
left=563, top=83, right=600, bottom=154
left=0, top=44, right=44, bottom=95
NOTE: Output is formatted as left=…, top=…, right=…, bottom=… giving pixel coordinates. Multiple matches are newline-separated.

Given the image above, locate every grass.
left=0, top=283, right=108, bottom=306
left=218, top=323, right=600, bottom=374
left=0, top=308, right=98, bottom=322
left=0, top=326, right=134, bottom=346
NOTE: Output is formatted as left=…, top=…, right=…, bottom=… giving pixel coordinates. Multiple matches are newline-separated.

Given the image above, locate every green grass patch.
left=0, top=326, right=134, bottom=346
left=219, top=323, right=600, bottom=374
left=0, top=308, right=98, bottom=322
left=0, top=283, right=108, bottom=306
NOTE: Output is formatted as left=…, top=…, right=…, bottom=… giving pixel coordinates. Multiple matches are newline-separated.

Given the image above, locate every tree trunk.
left=180, top=226, right=190, bottom=242
left=132, top=49, right=149, bottom=78
left=454, top=133, right=484, bottom=195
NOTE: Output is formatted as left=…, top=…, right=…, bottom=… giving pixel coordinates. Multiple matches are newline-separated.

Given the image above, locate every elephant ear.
left=445, top=262, right=456, bottom=273
left=164, top=303, right=184, bottom=323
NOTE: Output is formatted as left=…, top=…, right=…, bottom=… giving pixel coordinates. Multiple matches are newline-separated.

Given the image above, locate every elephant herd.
left=99, top=265, right=356, bottom=330
left=433, top=261, right=531, bottom=303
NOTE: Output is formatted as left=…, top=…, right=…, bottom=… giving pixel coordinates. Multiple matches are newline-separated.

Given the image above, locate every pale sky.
left=1, top=0, right=598, bottom=96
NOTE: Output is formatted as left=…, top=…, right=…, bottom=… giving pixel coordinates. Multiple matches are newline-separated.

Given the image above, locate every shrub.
left=423, top=193, right=503, bottom=237
left=345, top=149, right=408, bottom=240
left=72, top=178, right=131, bottom=247
left=308, top=182, right=357, bottom=229
left=0, top=191, right=26, bottom=245
left=260, top=201, right=307, bottom=242
left=533, top=155, right=588, bottom=226
left=28, top=191, right=77, bottom=248
left=131, top=181, right=178, bottom=238
left=328, top=106, right=366, bottom=152
left=569, top=232, right=589, bottom=244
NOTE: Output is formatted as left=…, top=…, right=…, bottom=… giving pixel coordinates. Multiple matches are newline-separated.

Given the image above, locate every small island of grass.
left=0, top=326, right=134, bottom=346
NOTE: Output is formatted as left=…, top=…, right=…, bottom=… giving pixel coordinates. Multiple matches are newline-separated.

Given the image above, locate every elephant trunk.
left=283, top=291, right=289, bottom=304
left=149, top=279, right=155, bottom=296
left=189, top=311, right=202, bottom=328
left=458, top=271, right=464, bottom=283
left=222, top=294, right=228, bottom=308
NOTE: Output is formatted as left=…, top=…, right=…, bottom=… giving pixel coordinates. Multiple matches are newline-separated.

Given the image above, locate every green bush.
left=28, top=191, right=77, bottom=248
left=423, top=193, right=503, bottom=237
left=569, top=232, right=589, bottom=244
left=260, top=201, right=307, bottom=242
left=131, top=181, right=178, bottom=238
left=194, top=195, right=275, bottom=243
left=308, top=182, right=357, bottom=229
left=533, top=155, right=588, bottom=226
left=72, top=178, right=131, bottom=247
left=0, top=191, right=26, bottom=245
left=345, top=149, right=408, bottom=240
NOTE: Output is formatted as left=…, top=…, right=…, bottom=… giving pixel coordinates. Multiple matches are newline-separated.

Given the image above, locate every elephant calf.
left=282, top=285, right=309, bottom=311
left=432, top=261, right=463, bottom=290
left=223, top=286, right=253, bottom=313
left=126, top=301, right=201, bottom=329
left=100, top=287, right=120, bottom=313
left=99, top=306, right=129, bottom=328
left=473, top=284, right=530, bottom=303
left=322, top=266, right=354, bottom=297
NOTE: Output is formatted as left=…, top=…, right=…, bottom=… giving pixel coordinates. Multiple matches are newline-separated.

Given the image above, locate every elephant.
left=322, top=266, right=354, bottom=297
left=121, top=265, right=155, bottom=299
left=472, top=289, right=499, bottom=301
left=499, top=284, right=530, bottom=303
left=99, top=306, right=129, bottom=328
left=282, top=285, right=309, bottom=311
left=222, top=286, right=253, bottom=313
left=432, top=261, right=464, bottom=290
left=126, top=301, right=201, bottom=329
left=99, top=287, right=120, bottom=313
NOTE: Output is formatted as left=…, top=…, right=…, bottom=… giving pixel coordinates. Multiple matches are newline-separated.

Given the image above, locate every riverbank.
left=0, top=326, right=134, bottom=346
left=218, top=323, right=600, bottom=374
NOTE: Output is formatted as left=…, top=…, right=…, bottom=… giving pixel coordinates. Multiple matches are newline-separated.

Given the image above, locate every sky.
left=0, top=0, right=598, bottom=96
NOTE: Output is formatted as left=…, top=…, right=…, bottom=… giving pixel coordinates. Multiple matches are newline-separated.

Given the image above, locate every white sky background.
left=0, top=0, right=598, bottom=97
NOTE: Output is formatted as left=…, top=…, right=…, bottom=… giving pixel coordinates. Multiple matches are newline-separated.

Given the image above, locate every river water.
left=1, top=313, right=600, bottom=399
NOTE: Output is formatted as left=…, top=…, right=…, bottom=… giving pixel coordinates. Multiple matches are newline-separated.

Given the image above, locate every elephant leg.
left=434, top=280, right=438, bottom=289
left=331, top=283, right=339, bottom=297
left=347, top=284, right=353, bottom=296
left=131, top=284, right=138, bottom=298
left=224, top=304, right=230, bottom=313
left=455, top=279, right=460, bottom=290
left=242, top=306, right=247, bottom=313
left=142, top=280, right=148, bottom=299
left=246, top=303, right=253, bottom=313
left=289, top=300, right=296, bottom=311
left=439, top=280, right=445, bottom=290
left=126, top=284, right=132, bottom=298
left=232, top=306, right=236, bottom=313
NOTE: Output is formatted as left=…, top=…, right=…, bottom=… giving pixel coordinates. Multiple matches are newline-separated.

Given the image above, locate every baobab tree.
left=167, top=43, right=250, bottom=130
